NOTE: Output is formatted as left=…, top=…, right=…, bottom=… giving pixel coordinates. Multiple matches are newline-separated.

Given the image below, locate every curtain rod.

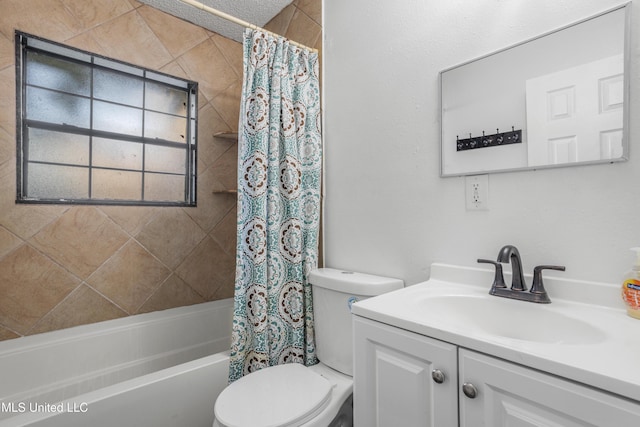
left=177, top=0, right=318, bottom=53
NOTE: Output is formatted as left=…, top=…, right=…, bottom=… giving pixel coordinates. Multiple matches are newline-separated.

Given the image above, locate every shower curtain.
left=228, top=29, right=322, bottom=382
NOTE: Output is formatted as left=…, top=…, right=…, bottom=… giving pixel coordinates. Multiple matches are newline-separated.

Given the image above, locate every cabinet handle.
left=431, top=369, right=445, bottom=384
left=462, top=382, right=478, bottom=399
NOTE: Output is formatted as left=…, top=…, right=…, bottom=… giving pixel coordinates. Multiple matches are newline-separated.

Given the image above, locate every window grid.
left=16, top=31, right=198, bottom=207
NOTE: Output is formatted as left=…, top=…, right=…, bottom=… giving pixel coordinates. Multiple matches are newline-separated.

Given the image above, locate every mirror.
left=440, top=4, right=630, bottom=177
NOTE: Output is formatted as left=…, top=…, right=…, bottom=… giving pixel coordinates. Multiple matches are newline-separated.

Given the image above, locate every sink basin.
left=419, top=295, right=607, bottom=345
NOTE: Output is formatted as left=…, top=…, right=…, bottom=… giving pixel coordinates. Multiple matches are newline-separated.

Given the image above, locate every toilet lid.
left=215, top=363, right=332, bottom=427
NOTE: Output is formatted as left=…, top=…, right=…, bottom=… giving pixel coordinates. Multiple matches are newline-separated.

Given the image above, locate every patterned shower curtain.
left=228, top=29, right=322, bottom=382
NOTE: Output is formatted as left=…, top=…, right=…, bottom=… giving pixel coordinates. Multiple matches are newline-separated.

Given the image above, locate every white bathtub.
left=0, top=299, right=233, bottom=427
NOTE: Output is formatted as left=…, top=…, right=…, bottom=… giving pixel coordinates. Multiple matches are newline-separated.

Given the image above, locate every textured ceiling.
left=137, top=0, right=293, bottom=42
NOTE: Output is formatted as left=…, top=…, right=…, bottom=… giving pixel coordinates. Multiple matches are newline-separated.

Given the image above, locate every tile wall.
left=0, top=0, right=322, bottom=341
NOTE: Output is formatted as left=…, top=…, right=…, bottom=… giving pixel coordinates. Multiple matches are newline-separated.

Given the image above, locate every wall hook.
left=456, top=127, right=523, bottom=151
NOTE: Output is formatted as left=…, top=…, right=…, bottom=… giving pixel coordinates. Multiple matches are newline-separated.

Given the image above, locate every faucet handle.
left=530, top=265, right=566, bottom=303
left=477, top=259, right=507, bottom=291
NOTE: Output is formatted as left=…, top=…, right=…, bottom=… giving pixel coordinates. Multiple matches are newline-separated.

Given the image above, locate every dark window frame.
left=15, top=31, right=198, bottom=207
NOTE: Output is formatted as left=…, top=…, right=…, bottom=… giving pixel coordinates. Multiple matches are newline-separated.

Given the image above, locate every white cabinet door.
left=459, top=349, right=640, bottom=427
left=353, top=316, right=457, bottom=427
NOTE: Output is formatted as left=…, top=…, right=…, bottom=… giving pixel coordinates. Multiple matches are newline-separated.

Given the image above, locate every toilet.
left=213, top=268, right=403, bottom=427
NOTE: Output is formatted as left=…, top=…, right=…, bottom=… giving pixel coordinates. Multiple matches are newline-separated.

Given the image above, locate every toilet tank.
left=309, top=268, right=403, bottom=376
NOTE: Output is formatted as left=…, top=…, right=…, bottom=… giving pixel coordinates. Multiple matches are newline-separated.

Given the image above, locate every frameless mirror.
left=440, top=4, right=630, bottom=177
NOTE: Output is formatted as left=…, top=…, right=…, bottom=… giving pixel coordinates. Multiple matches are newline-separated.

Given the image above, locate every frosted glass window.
left=26, top=51, right=90, bottom=96
left=27, top=164, right=88, bottom=199
left=92, top=169, right=142, bottom=200
left=144, top=111, right=188, bottom=142
left=145, top=81, right=188, bottom=116
left=26, top=86, right=90, bottom=128
left=92, top=138, right=142, bottom=170
left=94, top=68, right=144, bottom=107
left=93, top=101, right=143, bottom=136
left=144, top=173, right=185, bottom=202
left=28, top=128, right=89, bottom=165
left=145, top=145, right=185, bottom=174
left=17, top=32, right=197, bottom=206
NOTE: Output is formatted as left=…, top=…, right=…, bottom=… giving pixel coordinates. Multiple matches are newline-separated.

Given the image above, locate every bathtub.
left=0, top=299, right=233, bottom=427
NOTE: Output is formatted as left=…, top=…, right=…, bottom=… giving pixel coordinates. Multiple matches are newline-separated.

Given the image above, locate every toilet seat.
left=215, top=363, right=333, bottom=427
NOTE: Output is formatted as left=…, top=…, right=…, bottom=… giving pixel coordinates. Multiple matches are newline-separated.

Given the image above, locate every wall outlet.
left=465, top=175, right=489, bottom=210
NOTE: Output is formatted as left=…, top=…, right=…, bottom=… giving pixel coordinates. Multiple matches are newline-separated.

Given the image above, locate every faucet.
left=496, top=245, right=526, bottom=291
left=478, top=245, right=565, bottom=303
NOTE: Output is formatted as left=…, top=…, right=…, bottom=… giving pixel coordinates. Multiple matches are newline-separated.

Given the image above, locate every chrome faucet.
left=478, top=245, right=565, bottom=304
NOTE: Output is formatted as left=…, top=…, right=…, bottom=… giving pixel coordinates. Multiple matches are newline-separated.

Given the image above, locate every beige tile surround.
left=0, top=0, right=321, bottom=341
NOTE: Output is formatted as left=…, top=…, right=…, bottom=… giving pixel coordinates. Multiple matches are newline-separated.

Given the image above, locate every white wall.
left=322, top=0, right=640, bottom=286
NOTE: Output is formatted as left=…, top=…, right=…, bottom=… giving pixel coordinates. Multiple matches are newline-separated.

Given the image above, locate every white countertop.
left=351, top=263, right=640, bottom=402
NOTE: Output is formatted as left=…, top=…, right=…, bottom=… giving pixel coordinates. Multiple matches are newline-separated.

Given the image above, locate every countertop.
left=351, top=263, right=640, bottom=402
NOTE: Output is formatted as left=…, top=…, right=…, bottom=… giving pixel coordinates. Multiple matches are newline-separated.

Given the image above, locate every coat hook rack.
left=456, top=126, right=522, bottom=152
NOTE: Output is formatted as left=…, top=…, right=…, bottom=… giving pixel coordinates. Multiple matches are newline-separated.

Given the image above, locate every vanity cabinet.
left=353, top=317, right=457, bottom=427
left=354, top=316, right=640, bottom=427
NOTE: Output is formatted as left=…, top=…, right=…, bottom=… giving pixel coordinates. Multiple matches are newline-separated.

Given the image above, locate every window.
left=15, top=32, right=198, bottom=206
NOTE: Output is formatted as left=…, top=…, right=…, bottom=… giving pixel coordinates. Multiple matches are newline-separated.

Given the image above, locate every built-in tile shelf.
left=212, top=132, right=238, bottom=194
left=213, top=132, right=238, bottom=141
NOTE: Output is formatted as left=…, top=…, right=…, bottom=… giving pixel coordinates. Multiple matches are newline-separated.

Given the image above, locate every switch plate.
left=465, top=175, right=489, bottom=210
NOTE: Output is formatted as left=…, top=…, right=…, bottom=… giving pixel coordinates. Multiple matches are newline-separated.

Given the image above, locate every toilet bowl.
left=213, top=268, right=403, bottom=427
